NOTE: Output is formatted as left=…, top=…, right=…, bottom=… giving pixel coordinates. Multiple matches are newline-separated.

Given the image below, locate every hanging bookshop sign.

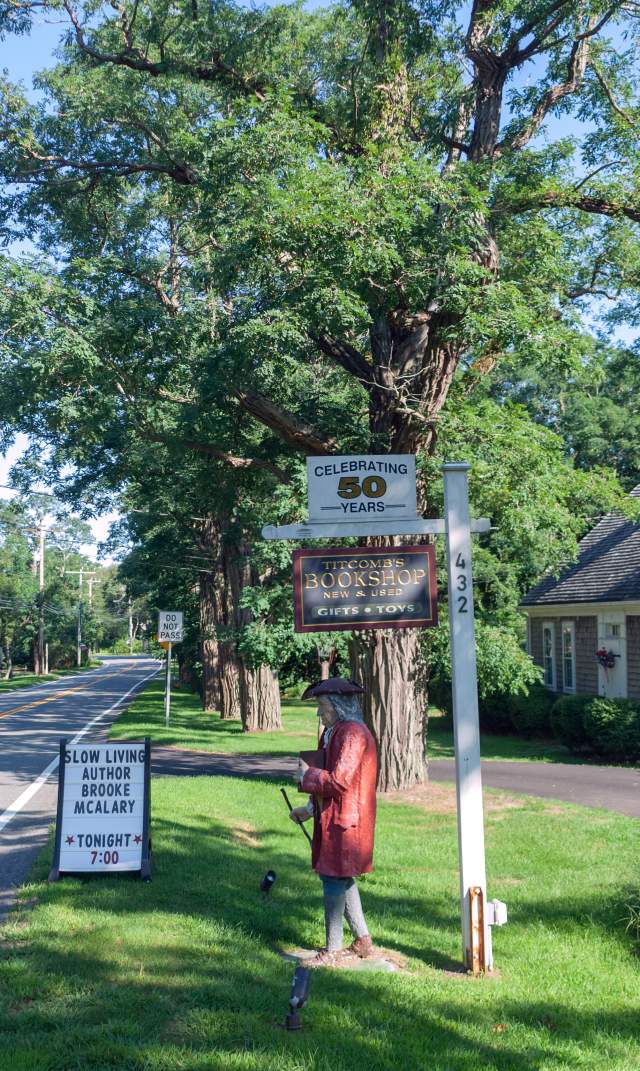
left=49, top=738, right=152, bottom=881
left=293, top=545, right=437, bottom=633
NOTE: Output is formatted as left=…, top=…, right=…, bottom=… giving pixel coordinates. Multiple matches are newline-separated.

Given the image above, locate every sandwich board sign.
left=307, top=454, right=417, bottom=522
left=158, top=611, right=183, bottom=643
left=49, top=738, right=152, bottom=881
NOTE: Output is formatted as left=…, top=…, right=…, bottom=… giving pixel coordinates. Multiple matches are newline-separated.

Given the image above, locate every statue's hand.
left=295, top=758, right=310, bottom=785
left=289, top=806, right=312, bottom=825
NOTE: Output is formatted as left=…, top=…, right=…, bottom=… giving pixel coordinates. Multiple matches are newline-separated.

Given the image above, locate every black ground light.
left=260, top=869, right=277, bottom=899
left=285, top=966, right=311, bottom=1031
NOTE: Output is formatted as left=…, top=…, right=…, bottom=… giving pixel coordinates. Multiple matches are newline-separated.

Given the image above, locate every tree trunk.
left=240, top=662, right=282, bottom=732
left=317, top=643, right=336, bottom=681
left=358, top=314, right=455, bottom=791
left=214, top=533, right=241, bottom=719
left=177, top=648, right=199, bottom=691
left=199, top=569, right=221, bottom=712
left=222, top=536, right=281, bottom=731
left=4, top=634, right=12, bottom=679
left=218, top=643, right=241, bottom=719
left=350, top=627, right=427, bottom=792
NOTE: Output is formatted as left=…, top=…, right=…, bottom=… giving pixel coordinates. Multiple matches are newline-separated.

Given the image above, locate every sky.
left=0, top=18, right=117, bottom=558
left=0, top=5, right=637, bottom=556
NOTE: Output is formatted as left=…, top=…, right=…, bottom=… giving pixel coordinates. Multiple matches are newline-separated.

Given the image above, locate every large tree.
left=0, top=0, right=639, bottom=785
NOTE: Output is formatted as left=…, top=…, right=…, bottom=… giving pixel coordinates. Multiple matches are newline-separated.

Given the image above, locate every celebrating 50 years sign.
left=50, top=738, right=152, bottom=881
left=293, top=545, right=437, bottom=633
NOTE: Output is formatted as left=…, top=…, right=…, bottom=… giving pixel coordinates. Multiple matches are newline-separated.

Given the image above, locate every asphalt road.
left=0, top=656, right=160, bottom=922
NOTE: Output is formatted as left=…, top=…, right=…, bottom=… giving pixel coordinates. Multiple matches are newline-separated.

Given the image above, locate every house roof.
left=521, top=487, right=640, bottom=607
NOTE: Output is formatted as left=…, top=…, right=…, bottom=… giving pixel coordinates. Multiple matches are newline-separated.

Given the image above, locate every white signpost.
left=158, top=611, right=183, bottom=727
left=263, top=456, right=506, bottom=973
left=50, top=739, right=151, bottom=881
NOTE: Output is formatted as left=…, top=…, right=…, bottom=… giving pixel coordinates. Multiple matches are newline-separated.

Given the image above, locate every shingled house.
left=521, top=489, right=640, bottom=700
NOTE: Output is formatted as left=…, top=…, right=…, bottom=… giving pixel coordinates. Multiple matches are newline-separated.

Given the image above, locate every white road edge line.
left=0, top=667, right=160, bottom=834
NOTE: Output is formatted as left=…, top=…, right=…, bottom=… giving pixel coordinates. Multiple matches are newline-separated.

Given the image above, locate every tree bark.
left=199, top=568, right=221, bottom=712
left=222, top=537, right=282, bottom=731
left=215, top=536, right=241, bottom=719
left=177, top=648, right=199, bottom=691
left=218, top=642, right=241, bottom=719
left=240, top=662, right=281, bottom=732
left=350, top=627, right=427, bottom=792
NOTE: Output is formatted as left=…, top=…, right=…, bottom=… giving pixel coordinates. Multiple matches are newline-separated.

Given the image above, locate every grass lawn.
left=0, top=663, right=103, bottom=696
left=110, top=681, right=581, bottom=765
left=1, top=776, right=638, bottom=1070
left=427, top=712, right=577, bottom=764
left=109, top=679, right=320, bottom=755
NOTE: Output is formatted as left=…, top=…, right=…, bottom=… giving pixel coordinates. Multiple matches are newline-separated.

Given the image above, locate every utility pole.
left=88, top=575, right=100, bottom=609
left=22, top=521, right=49, bottom=675
left=128, top=596, right=134, bottom=653
left=67, top=569, right=96, bottom=668
left=87, top=576, right=100, bottom=660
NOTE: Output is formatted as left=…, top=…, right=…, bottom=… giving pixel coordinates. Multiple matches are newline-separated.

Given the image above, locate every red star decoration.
left=65, top=835, right=75, bottom=845
left=133, top=835, right=142, bottom=844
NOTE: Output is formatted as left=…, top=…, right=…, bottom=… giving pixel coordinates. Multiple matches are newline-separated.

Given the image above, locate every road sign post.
left=164, top=643, right=172, bottom=728
left=158, top=612, right=183, bottom=728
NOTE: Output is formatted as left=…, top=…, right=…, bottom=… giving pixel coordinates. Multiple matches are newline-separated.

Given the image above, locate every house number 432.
left=455, top=553, right=469, bottom=613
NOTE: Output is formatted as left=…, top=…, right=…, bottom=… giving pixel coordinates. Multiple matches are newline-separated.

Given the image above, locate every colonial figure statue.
left=289, top=677, right=378, bottom=967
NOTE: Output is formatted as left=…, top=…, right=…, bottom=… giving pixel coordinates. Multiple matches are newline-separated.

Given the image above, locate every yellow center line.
left=0, top=669, right=137, bottom=721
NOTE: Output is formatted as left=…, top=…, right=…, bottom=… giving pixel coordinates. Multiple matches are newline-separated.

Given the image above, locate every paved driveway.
left=149, top=748, right=640, bottom=818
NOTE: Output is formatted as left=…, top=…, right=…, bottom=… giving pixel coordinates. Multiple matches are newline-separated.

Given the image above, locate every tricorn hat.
left=302, top=677, right=365, bottom=700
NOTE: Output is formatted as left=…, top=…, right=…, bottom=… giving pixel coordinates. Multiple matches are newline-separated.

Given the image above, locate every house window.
left=561, top=621, right=576, bottom=694
left=605, top=622, right=621, bottom=639
left=542, top=622, right=556, bottom=689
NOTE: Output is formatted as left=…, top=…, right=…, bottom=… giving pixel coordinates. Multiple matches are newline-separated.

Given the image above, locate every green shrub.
left=583, top=698, right=640, bottom=761
left=508, top=683, right=556, bottom=736
left=428, top=677, right=453, bottom=718
left=426, top=620, right=542, bottom=734
left=478, top=693, right=513, bottom=733
left=550, top=695, right=590, bottom=748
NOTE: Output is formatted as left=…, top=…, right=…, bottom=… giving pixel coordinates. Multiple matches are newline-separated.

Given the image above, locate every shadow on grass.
left=2, top=786, right=637, bottom=1071
left=0, top=817, right=549, bottom=1071
left=110, top=684, right=318, bottom=755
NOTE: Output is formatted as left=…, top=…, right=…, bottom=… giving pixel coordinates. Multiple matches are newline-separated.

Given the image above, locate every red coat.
left=300, top=720, right=377, bottom=878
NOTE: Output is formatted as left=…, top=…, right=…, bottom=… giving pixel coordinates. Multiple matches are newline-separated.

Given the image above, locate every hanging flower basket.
left=595, top=647, right=619, bottom=670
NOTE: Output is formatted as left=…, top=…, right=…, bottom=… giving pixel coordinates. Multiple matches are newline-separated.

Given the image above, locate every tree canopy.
left=0, top=0, right=638, bottom=785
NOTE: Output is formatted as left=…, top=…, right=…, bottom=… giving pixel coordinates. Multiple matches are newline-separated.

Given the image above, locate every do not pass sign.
left=158, top=611, right=183, bottom=643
